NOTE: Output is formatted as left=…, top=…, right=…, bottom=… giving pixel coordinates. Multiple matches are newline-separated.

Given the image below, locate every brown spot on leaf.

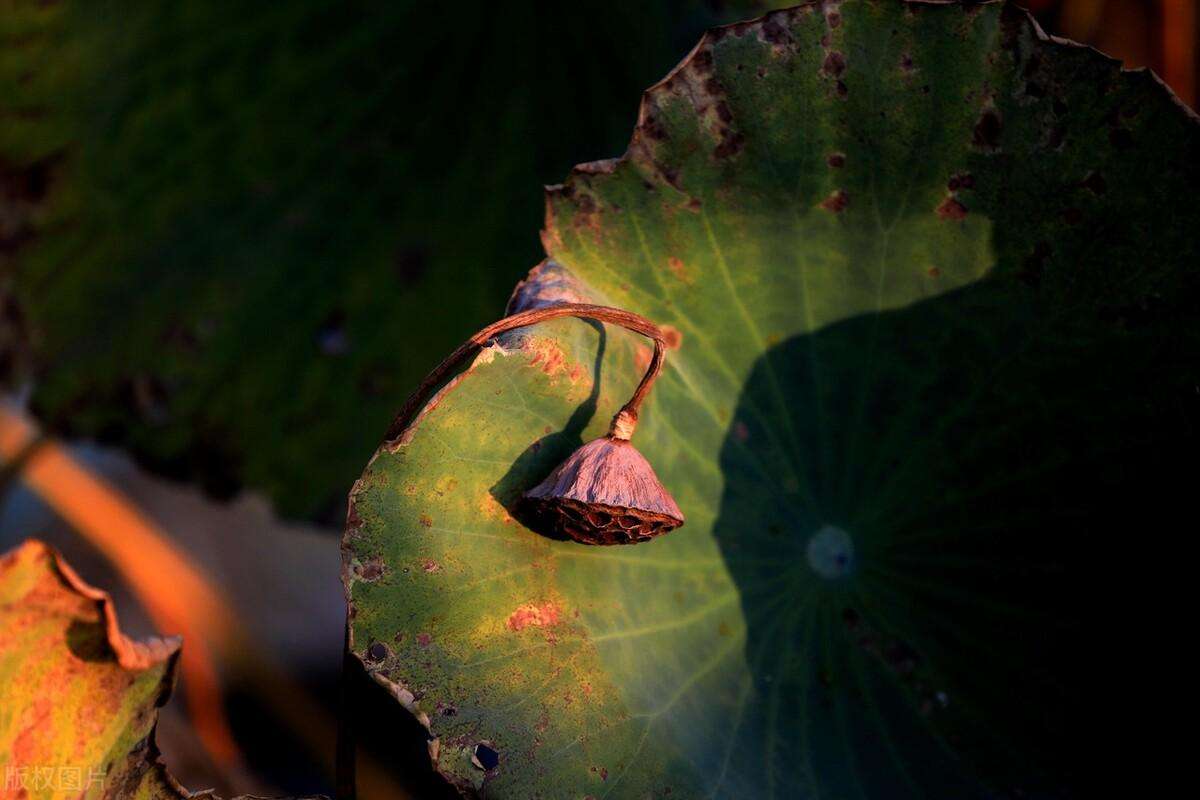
left=823, top=51, right=847, bottom=78
left=661, top=325, right=683, bottom=350
left=714, top=131, right=745, bottom=160
left=667, top=256, right=690, bottom=283
left=820, top=189, right=849, bottom=213
left=641, top=113, right=668, bottom=142
left=357, top=557, right=384, bottom=581
left=826, top=10, right=842, bottom=28
left=827, top=152, right=845, bottom=168
left=506, top=602, right=561, bottom=632
left=419, top=514, right=433, bottom=528
left=836, top=80, right=849, bottom=97
left=928, top=266, right=942, bottom=278
left=762, top=15, right=791, bottom=45
left=416, top=632, right=432, bottom=647
left=422, top=560, right=440, bottom=573
left=936, top=197, right=968, bottom=221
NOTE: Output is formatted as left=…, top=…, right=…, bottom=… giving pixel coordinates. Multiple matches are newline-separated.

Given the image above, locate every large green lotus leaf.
left=344, top=1, right=1197, bottom=797
left=0, top=0, right=778, bottom=520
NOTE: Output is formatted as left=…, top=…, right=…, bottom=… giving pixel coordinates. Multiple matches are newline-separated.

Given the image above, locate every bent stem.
left=384, top=302, right=667, bottom=443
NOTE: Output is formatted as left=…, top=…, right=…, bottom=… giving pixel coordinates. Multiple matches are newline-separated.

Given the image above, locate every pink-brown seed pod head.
left=522, top=432, right=684, bottom=546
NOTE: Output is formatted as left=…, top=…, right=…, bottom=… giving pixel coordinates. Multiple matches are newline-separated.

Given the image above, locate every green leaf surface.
left=0, top=0, right=776, bottom=519
left=347, top=1, right=1199, bottom=797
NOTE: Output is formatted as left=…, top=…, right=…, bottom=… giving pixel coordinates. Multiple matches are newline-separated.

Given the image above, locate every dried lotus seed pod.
left=384, top=303, right=684, bottom=545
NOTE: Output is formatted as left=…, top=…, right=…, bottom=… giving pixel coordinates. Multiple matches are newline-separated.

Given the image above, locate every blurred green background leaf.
left=0, top=0, right=781, bottom=520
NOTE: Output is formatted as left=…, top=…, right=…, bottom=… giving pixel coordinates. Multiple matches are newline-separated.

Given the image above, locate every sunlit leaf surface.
left=347, top=0, right=1198, bottom=796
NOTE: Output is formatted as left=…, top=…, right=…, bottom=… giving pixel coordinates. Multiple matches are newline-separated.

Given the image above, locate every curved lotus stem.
left=384, top=302, right=667, bottom=443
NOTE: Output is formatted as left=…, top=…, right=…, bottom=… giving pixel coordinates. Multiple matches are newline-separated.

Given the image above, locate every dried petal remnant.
left=523, top=436, right=684, bottom=545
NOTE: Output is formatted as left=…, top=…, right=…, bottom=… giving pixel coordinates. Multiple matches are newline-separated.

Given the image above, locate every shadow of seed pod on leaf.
left=522, top=410, right=684, bottom=545
left=382, top=302, right=684, bottom=545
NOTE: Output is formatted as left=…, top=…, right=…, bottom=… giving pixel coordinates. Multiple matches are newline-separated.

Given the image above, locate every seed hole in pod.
left=586, top=511, right=612, bottom=527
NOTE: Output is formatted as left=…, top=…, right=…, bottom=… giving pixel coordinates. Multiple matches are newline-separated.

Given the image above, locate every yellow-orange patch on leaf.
left=526, top=336, right=569, bottom=376
left=506, top=602, right=561, bottom=632
left=477, top=492, right=516, bottom=524
left=666, top=256, right=692, bottom=283
left=633, top=343, right=652, bottom=372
